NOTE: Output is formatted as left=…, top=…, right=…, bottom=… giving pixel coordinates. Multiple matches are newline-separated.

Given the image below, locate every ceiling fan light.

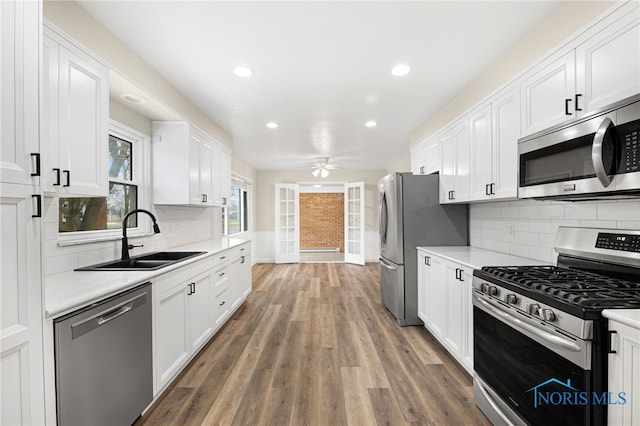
left=312, top=168, right=320, bottom=177
left=320, top=168, right=329, bottom=178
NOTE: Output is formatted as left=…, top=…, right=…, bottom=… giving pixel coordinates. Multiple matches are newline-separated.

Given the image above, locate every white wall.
left=470, top=199, right=640, bottom=264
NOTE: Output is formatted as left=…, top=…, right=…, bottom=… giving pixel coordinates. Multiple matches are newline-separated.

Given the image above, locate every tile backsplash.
left=469, top=199, right=640, bottom=263
left=43, top=197, right=221, bottom=276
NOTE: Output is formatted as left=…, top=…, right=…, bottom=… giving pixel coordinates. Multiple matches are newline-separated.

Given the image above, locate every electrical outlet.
left=505, top=223, right=515, bottom=238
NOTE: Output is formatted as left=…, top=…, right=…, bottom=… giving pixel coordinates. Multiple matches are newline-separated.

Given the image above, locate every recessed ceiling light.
left=121, top=93, right=147, bottom=104
left=391, top=63, right=411, bottom=77
left=365, top=120, right=377, bottom=128
left=233, top=65, right=254, bottom=78
left=266, top=121, right=279, bottom=129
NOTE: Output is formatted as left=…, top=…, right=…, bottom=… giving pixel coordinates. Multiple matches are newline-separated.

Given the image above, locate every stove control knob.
left=542, top=309, right=556, bottom=322
left=480, top=283, right=489, bottom=294
left=488, top=286, right=499, bottom=296
left=528, top=304, right=540, bottom=316
left=504, top=294, right=518, bottom=304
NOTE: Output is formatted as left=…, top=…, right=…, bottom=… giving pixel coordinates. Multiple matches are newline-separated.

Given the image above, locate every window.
left=223, top=176, right=251, bottom=236
left=59, top=120, right=148, bottom=241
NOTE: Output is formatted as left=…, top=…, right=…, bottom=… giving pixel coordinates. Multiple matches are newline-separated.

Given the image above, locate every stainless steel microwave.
left=518, top=94, right=640, bottom=200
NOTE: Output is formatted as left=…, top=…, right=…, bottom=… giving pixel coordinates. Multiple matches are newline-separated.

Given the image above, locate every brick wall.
left=300, top=193, right=344, bottom=251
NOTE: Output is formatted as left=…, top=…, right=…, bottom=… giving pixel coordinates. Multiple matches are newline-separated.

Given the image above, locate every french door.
left=274, top=182, right=365, bottom=264
left=274, top=183, right=299, bottom=263
left=344, top=182, right=365, bottom=265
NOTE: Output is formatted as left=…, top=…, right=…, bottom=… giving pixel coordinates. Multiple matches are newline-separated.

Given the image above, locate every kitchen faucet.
left=121, top=208, right=161, bottom=260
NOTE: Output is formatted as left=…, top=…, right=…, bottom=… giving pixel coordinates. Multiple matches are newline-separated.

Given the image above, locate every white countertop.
left=416, top=246, right=551, bottom=270
left=45, top=238, right=250, bottom=319
left=603, top=309, right=640, bottom=330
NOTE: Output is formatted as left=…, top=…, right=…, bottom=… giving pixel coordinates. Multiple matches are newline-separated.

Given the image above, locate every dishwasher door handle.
left=97, top=303, right=133, bottom=326
left=71, top=291, right=148, bottom=339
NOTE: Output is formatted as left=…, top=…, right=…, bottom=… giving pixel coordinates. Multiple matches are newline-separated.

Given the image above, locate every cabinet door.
left=607, top=319, right=640, bottom=426
left=439, top=129, right=455, bottom=203
left=0, top=0, right=40, bottom=186
left=215, top=148, right=231, bottom=206
left=425, top=256, right=445, bottom=339
left=469, top=104, right=493, bottom=200
left=576, top=6, right=640, bottom=113
left=228, top=255, right=243, bottom=310
left=0, top=183, right=45, bottom=425
left=188, top=271, right=214, bottom=353
left=452, top=118, right=470, bottom=202
left=411, top=143, right=426, bottom=175
left=417, top=252, right=430, bottom=323
left=155, top=282, right=189, bottom=392
left=461, top=268, right=474, bottom=373
left=56, top=42, right=108, bottom=196
left=491, top=87, right=520, bottom=200
left=424, top=138, right=440, bottom=175
left=521, top=51, right=576, bottom=136
left=240, top=251, right=252, bottom=299
left=443, top=262, right=464, bottom=356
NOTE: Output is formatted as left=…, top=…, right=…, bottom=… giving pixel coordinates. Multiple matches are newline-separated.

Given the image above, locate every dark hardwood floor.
left=136, top=263, right=491, bottom=426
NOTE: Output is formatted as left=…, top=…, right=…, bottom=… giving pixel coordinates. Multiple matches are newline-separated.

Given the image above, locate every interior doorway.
left=299, top=187, right=345, bottom=263
left=274, top=181, right=365, bottom=264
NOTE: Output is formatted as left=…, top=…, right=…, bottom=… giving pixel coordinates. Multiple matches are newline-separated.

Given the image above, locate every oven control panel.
left=596, top=232, right=640, bottom=253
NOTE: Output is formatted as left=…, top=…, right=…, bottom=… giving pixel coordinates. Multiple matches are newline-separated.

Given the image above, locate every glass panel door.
left=344, top=182, right=365, bottom=265
left=274, top=183, right=299, bottom=263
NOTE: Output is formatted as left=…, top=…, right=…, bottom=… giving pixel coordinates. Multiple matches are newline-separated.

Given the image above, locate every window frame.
left=223, top=175, right=251, bottom=237
left=58, top=119, right=151, bottom=245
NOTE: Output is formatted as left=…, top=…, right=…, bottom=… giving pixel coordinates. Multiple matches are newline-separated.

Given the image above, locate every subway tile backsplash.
left=469, top=199, right=640, bottom=264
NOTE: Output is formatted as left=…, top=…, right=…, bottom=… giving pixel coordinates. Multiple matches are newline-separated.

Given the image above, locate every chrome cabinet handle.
left=592, top=117, right=614, bottom=188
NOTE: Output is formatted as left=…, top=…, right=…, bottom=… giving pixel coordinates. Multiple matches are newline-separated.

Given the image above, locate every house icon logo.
left=526, top=377, right=627, bottom=408
left=526, top=378, right=578, bottom=408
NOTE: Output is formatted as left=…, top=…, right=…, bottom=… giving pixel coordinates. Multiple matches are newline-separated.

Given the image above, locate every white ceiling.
left=78, top=1, right=563, bottom=171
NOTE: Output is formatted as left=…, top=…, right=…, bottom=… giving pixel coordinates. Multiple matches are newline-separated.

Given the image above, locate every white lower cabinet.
left=212, top=263, right=231, bottom=328
left=607, top=316, right=640, bottom=426
left=417, top=249, right=473, bottom=374
left=153, top=243, right=252, bottom=396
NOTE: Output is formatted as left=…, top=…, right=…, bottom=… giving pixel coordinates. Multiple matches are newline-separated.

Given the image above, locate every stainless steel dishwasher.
left=54, top=282, right=152, bottom=426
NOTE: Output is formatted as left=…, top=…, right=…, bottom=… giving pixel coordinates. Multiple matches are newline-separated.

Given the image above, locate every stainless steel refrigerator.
left=378, top=172, right=468, bottom=326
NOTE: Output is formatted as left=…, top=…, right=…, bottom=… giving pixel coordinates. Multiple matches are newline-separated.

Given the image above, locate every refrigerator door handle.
left=379, top=192, right=388, bottom=245
left=379, top=257, right=397, bottom=271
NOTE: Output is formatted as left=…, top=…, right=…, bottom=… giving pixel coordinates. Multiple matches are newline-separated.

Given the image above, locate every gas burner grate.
left=479, top=265, right=640, bottom=312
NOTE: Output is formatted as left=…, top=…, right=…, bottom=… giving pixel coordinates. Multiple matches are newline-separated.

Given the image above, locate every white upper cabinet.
left=469, top=104, right=493, bottom=200
left=152, top=121, right=230, bottom=207
left=469, top=85, right=520, bottom=202
left=576, top=4, right=640, bottom=113
left=440, top=118, right=470, bottom=204
left=520, top=50, right=576, bottom=136
left=42, top=26, right=109, bottom=197
left=521, top=2, right=640, bottom=136
left=1, top=0, right=40, bottom=186
left=411, top=137, right=439, bottom=175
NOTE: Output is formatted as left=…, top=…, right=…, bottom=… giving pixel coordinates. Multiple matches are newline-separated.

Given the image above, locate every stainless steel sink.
left=75, top=251, right=206, bottom=271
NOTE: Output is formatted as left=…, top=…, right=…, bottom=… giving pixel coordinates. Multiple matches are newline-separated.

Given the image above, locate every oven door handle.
left=591, top=117, right=614, bottom=188
left=474, top=374, right=516, bottom=426
left=475, top=295, right=582, bottom=353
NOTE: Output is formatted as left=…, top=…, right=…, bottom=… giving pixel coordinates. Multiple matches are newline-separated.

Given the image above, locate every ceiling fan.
left=310, top=157, right=340, bottom=178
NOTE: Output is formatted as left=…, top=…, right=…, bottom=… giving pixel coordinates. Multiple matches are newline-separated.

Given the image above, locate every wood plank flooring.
left=136, top=263, right=491, bottom=426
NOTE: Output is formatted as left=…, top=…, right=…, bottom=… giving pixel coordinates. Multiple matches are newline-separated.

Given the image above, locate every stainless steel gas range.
left=472, top=227, right=640, bottom=426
